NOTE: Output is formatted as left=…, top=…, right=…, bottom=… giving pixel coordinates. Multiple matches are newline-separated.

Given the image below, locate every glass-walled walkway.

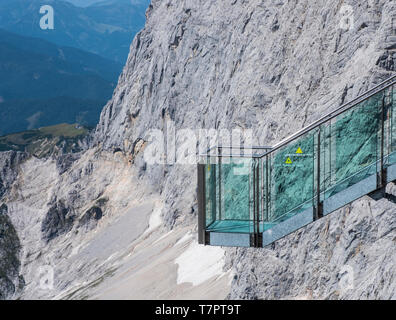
left=198, top=75, right=396, bottom=247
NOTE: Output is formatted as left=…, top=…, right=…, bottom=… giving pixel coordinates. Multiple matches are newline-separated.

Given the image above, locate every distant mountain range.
left=0, top=0, right=149, bottom=135
left=0, top=0, right=149, bottom=63
left=0, top=29, right=123, bottom=135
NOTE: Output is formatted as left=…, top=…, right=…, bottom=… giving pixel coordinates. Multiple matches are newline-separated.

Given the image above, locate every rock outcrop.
left=0, top=204, right=23, bottom=299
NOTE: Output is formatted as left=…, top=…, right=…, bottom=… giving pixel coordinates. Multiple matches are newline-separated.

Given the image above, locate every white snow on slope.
left=144, top=201, right=163, bottom=234
left=174, top=232, right=193, bottom=246
left=175, top=242, right=226, bottom=286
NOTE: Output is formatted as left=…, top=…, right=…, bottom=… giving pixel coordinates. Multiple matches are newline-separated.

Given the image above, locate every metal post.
left=261, top=158, right=264, bottom=226
left=211, top=163, right=217, bottom=224
left=265, top=156, right=269, bottom=222
left=315, top=130, right=323, bottom=220
left=255, top=162, right=260, bottom=247
left=197, top=163, right=206, bottom=244
left=218, top=148, right=222, bottom=222
left=379, top=94, right=387, bottom=188
left=250, top=159, right=261, bottom=248
left=251, top=160, right=255, bottom=247
left=391, top=85, right=394, bottom=156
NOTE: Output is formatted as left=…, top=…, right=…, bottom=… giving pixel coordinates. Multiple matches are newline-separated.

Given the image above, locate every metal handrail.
left=259, top=75, right=396, bottom=157
left=217, top=146, right=272, bottom=149
left=205, top=145, right=272, bottom=155
left=199, top=75, right=395, bottom=247
left=201, top=74, right=395, bottom=159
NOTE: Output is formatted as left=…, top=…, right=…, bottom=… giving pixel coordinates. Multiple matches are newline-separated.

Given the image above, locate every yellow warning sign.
left=207, top=164, right=211, bottom=171
left=285, top=157, right=293, bottom=164
left=296, top=147, right=303, bottom=154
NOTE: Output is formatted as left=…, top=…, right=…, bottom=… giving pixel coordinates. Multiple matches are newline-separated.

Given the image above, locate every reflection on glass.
left=322, top=92, right=382, bottom=199
left=202, top=80, right=395, bottom=246
left=267, top=132, right=315, bottom=225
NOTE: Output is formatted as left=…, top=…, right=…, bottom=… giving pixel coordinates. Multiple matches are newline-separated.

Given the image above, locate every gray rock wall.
left=93, top=0, right=395, bottom=299
left=226, top=191, right=396, bottom=299
left=0, top=0, right=395, bottom=299
left=94, top=0, right=395, bottom=225
left=0, top=204, right=23, bottom=300
left=0, top=151, right=27, bottom=199
left=0, top=152, right=26, bottom=299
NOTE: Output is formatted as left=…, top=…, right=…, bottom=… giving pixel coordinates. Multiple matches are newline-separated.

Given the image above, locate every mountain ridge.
left=0, top=0, right=149, bottom=63
left=0, top=0, right=395, bottom=300
left=0, top=29, right=120, bottom=134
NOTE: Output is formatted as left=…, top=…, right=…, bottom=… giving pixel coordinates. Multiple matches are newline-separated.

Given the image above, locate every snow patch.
left=175, top=242, right=225, bottom=286
left=152, top=230, right=174, bottom=245
left=174, top=232, right=193, bottom=246
left=144, top=201, right=162, bottom=234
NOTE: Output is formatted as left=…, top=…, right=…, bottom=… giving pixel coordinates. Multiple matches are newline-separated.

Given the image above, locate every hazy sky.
left=64, top=0, right=150, bottom=7
left=64, top=0, right=103, bottom=7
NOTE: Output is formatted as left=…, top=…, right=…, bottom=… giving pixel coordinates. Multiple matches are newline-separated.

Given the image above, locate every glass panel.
left=203, top=81, right=394, bottom=247
left=319, top=122, right=332, bottom=201
left=388, top=85, right=396, bottom=165
left=206, top=157, right=253, bottom=233
left=262, top=156, right=270, bottom=223
left=266, top=131, right=315, bottom=227
left=205, top=160, right=217, bottom=228
left=257, top=158, right=263, bottom=233
left=249, top=158, right=263, bottom=235
left=221, top=157, right=251, bottom=220
left=383, top=86, right=391, bottom=167
left=323, top=92, right=382, bottom=198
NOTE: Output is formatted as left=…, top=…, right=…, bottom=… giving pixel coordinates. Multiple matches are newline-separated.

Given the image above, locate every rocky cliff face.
left=0, top=203, right=24, bottom=299
left=0, top=0, right=395, bottom=299
left=95, top=0, right=396, bottom=229
left=0, top=152, right=27, bottom=298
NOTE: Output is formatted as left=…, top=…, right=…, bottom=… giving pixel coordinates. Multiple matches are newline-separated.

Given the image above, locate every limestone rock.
left=0, top=0, right=395, bottom=299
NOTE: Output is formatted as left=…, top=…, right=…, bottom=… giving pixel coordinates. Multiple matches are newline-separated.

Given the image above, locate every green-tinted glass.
left=203, top=80, right=395, bottom=247
left=205, top=161, right=216, bottom=227
left=268, top=131, right=315, bottom=224
left=249, top=158, right=263, bottom=234
left=389, top=85, right=396, bottom=164
left=220, top=157, right=252, bottom=221
left=323, top=92, right=381, bottom=198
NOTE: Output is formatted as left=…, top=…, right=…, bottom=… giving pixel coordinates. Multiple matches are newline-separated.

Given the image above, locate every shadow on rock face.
left=41, top=200, right=76, bottom=243
left=78, top=205, right=103, bottom=231
left=0, top=204, right=23, bottom=300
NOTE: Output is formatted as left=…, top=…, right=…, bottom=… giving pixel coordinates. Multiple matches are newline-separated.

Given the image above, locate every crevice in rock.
left=0, top=204, right=23, bottom=300
left=41, top=200, right=76, bottom=243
